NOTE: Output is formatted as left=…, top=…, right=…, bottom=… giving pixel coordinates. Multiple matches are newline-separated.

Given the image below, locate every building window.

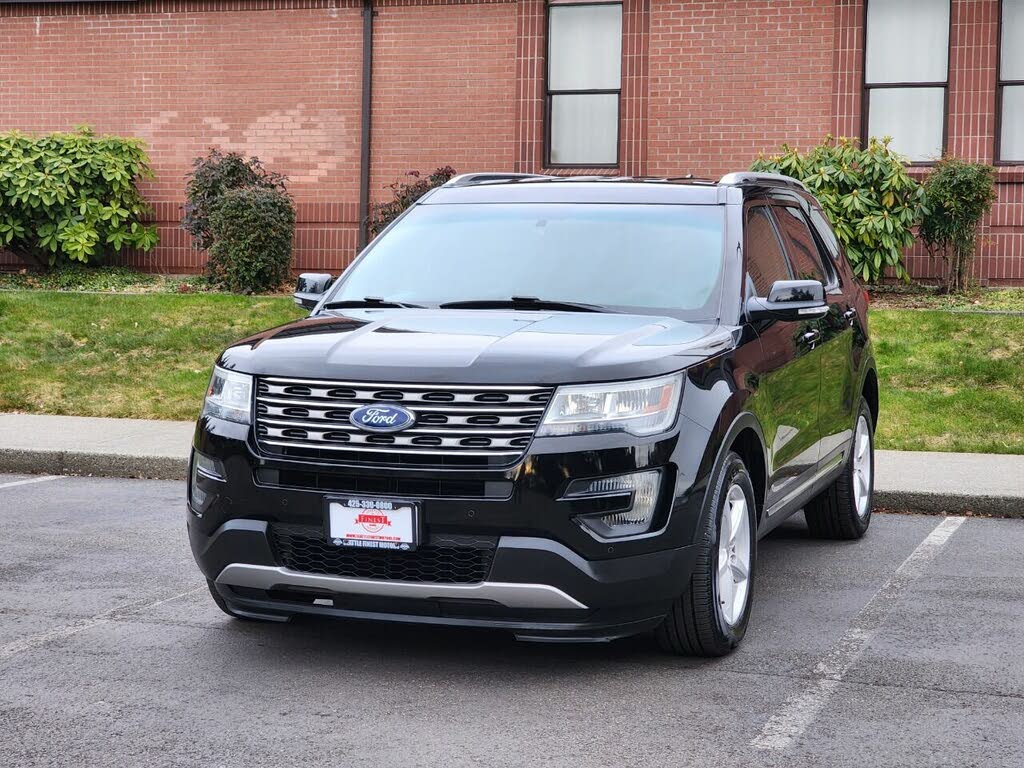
left=546, top=2, right=622, bottom=167
left=864, top=0, right=950, bottom=162
left=1000, top=0, right=1024, bottom=162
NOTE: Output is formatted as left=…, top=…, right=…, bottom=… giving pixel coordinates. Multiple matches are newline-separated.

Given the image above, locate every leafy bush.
left=206, top=186, right=295, bottom=293
left=919, top=157, right=997, bottom=294
left=182, top=149, right=286, bottom=250
left=368, top=167, right=457, bottom=238
left=0, top=127, right=158, bottom=266
left=751, top=136, right=927, bottom=283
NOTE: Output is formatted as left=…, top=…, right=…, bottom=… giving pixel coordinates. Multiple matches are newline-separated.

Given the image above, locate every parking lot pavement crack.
left=820, top=674, right=1024, bottom=703
left=750, top=515, right=966, bottom=753
left=0, top=585, right=203, bottom=663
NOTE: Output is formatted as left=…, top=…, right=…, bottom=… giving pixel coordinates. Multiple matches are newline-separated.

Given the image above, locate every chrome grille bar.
left=254, top=376, right=553, bottom=466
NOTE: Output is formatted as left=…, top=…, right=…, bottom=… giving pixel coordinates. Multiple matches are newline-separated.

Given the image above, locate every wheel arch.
left=702, top=411, right=769, bottom=525
left=861, top=364, right=879, bottom=429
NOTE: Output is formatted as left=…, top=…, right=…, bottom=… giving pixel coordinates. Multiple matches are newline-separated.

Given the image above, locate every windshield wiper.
left=439, top=296, right=610, bottom=313
left=320, top=296, right=425, bottom=310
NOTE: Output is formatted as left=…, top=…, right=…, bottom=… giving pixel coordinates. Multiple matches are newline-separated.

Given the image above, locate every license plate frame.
left=324, top=496, right=420, bottom=551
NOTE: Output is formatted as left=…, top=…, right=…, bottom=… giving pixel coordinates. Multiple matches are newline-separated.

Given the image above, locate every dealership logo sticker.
left=354, top=512, right=391, bottom=533
left=349, top=404, right=416, bottom=433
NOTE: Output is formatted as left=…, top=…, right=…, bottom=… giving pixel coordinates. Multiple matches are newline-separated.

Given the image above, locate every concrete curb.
left=0, top=449, right=187, bottom=481
left=2, top=447, right=1023, bottom=518
left=873, top=489, right=1023, bottom=518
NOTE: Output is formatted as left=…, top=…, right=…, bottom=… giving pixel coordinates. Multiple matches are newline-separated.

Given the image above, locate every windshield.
left=328, top=203, right=726, bottom=317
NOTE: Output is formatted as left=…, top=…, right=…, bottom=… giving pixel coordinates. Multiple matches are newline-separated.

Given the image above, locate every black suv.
left=188, top=172, right=877, bottom=656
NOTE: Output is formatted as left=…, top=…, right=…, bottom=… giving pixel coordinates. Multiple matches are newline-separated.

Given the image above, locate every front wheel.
left=804, top=397, right=874, bottom=540
left=655, top=452, right=757, bottom=657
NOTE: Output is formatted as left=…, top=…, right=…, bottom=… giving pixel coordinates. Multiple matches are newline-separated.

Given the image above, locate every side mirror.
left=294, top=273, right=333, bottom=310
left=746, top=279, right=828, bottom=322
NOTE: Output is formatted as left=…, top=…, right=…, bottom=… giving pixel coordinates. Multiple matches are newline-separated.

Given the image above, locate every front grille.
left=254, top=376, right=553, bottom=467
left=271, top=524, right=496, bottom=584
left=254, top=468, right=513, bottom=500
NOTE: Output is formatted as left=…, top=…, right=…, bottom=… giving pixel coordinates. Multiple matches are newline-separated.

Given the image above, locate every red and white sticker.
left=328, top=499, right=416, bottom=550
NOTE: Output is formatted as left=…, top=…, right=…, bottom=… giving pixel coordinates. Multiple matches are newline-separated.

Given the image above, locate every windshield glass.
left=329, top=203, right=725, bottom=317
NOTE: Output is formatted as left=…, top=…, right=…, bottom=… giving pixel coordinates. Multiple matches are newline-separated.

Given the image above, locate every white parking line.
left=0, top=586, right=204, bottom=663
left=0, top=475, right=61, bottom=491
left=752, top=515, right=966, bottom=752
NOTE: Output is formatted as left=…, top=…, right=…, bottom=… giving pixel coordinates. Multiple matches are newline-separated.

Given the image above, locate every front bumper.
left=188, top=414, right=711, bottom=640
left=192, top=517, right=699, bottom=640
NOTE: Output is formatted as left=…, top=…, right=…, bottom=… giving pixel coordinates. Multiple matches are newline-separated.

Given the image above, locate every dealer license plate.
left=326, top=497, right=419, bottom=551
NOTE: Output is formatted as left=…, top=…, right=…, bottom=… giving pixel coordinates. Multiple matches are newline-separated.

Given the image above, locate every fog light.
left=189, top=450, right=224, bottom=515
left=566, top=469, right=663, bottom=539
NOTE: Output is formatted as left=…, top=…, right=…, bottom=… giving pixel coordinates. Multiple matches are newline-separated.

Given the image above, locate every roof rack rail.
left=444, top=172, right=553, bottom=187
left=718, top=172, right=808, bottom=191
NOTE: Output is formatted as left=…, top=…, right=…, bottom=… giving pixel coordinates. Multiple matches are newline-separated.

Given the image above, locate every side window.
left=745, top=206, right=792, bottom=297
left=774, top=205, right=826, bottom=283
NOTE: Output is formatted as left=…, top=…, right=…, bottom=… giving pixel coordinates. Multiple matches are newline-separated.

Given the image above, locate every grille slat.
left=272, top=524, right=495, bottom=584
left=255, top=376, right=553, bottom=466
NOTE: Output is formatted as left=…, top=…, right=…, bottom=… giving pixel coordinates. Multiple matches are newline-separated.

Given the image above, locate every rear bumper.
left=191, top=517, right=700, bottom=641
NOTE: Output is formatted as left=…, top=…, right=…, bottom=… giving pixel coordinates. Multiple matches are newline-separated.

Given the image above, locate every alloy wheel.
left=717, top=483, right=751, bottom=627
left=852, top=414, right=872, bottom=519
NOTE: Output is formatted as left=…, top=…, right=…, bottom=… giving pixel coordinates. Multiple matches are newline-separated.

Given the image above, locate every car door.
left=772, top=196, right=854, bottom=472
left=742, top=202, right=822, bottom=514
left=806, top=201, right=866, bottom=466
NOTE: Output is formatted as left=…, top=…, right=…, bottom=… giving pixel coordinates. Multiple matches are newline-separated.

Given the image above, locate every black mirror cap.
left=294, top=273, right=333, bottom=310
left=747, top=279, right=829, bottom=322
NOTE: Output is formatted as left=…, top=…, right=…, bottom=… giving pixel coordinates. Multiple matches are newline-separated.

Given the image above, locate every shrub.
left=751, top=136, right=928, bottom=283
left=182, top=149, right=287, bottom=250
left=368, top=167, right=457, bottom=238
left=0, top=127, right=158, bottom=266
left=206, top=186, right=295, bottom=293
left=919, top=157, right=997, bottom=294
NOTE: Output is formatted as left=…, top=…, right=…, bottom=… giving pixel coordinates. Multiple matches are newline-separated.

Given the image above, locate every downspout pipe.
left=357, top=0, right=374, bottom=252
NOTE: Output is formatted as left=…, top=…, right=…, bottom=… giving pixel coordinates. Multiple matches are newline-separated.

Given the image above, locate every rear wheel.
left=655, top=452, right=757, bottom=657
left=804, top=397, right=874, bottom=540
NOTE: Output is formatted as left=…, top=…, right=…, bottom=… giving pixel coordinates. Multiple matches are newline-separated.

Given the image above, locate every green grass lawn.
left=0, top=291, right=1021, bottom=454
left=870, top=309, right=1024, bottom=454
left=0, top=292, right=303, bottom=421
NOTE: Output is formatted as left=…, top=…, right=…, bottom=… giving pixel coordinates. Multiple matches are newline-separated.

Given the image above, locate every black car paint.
left=189, top=177, right=876, bottom=640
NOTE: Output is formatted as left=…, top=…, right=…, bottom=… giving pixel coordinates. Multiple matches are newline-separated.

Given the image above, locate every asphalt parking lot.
left=0, top=473, right=1022, bottom=767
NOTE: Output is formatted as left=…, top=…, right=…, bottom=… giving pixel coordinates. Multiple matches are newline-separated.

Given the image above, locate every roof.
left=423, top=171, right=807, bottom=205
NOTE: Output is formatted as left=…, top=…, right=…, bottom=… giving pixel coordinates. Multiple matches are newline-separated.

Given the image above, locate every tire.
left=804, top=397, right=875, bottom=540
left=655, top=452, right=757, bottom=657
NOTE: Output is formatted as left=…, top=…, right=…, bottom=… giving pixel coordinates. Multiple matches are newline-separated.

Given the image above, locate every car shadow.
left=205, top=513, right=822, bottom=675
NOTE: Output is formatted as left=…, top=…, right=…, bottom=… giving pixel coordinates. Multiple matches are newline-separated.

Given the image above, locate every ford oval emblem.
left=349, top=404, right=416, bottom=433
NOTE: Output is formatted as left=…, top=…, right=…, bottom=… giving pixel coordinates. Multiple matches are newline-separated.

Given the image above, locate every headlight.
left=202, top=366, right=253, bottom=424
left=537, top=373, right=683, bottom=437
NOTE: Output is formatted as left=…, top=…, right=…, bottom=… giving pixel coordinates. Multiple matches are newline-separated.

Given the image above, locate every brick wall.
left=370, top=1, right=518, bottom=206
left=1, top=0, right=1022, bottom=284
left=0, top=0, right=367, bottom=273
left=647, top=0, right=835, bottom=178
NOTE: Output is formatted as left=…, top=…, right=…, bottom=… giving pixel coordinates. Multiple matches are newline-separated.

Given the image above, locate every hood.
left=218, top=309, right=736, bottom=385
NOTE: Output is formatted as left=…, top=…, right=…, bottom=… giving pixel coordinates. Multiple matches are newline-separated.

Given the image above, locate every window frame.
left=543, top=0, right=623, bottom=169
left=860, top=0, right=952, bottom=165
left=997, top=0, right=1024, bottom=164
left=803, top=205, right=846, bottom=293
